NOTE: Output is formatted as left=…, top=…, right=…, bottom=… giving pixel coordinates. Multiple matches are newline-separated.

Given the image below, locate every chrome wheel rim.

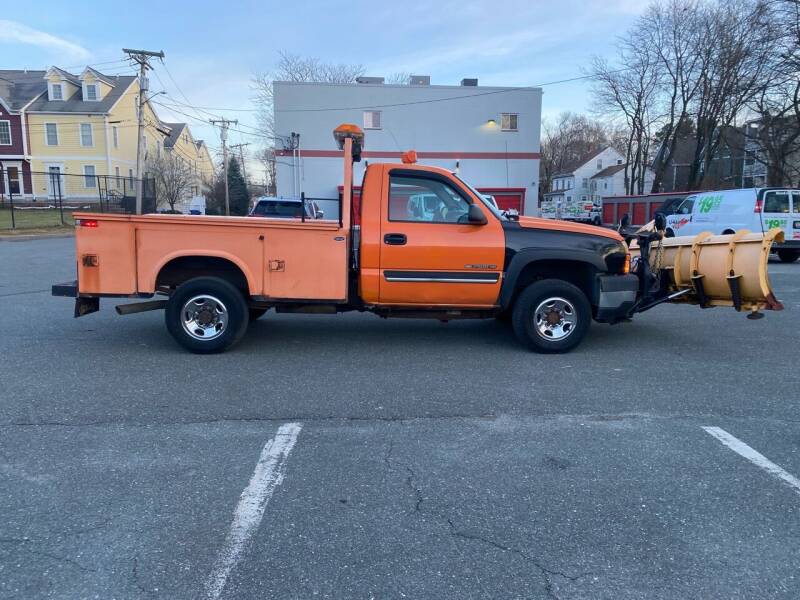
left=181, top=294, right=229, bottom=341
left=534, top=296, right=577, bottom=341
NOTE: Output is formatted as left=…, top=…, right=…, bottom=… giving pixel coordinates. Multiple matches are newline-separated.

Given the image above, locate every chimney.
left=461, top=78, right=478, bottom=87
left=409, top=75, right=431, bottom=86
left=356, top=76, right=385, bottom=84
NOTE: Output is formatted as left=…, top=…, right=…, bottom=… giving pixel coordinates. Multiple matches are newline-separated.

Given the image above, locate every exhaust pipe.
left=115, top=300, right=168, bottom=315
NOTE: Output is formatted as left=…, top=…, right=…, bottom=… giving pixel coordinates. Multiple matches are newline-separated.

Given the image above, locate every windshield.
left=252, top=201, right=304, bottom=218
left=454, top=175, right=505, bottom=220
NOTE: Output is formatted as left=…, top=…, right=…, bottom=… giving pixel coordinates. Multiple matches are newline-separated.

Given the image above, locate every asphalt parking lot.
left=1, top=236, right=799, bottom=600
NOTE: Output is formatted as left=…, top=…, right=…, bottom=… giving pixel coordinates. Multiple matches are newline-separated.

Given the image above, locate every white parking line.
left=204, top=423, right=303, bottom=600
left=702, top=426, right=800, bottom=496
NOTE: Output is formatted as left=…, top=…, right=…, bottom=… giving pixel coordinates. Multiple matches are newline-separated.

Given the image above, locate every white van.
left=664, top=188, right=800, bottom=262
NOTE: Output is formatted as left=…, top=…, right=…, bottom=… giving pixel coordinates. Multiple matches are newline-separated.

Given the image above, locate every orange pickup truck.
left=52, top=124, right=741, bottom=354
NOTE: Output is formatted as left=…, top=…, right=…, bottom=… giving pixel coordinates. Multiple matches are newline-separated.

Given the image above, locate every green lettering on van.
left=764, top=218, right=787, bottom=229
left=698, top=195, right=723, bottom=213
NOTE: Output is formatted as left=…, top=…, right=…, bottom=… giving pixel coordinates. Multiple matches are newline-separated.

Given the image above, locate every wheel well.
left=722, top=228, right=735, bottom=235
left=511, top=260, right=596, bottom=307
left=156, top=256, right=249, bottom=293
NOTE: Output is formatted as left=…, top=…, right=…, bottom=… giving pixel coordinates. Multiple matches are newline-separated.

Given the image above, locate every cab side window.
left=389, top=175, right=471, bottom=223
left=677, top=197, right=695, bottom=214
left=763, top=190, right=790, bottom=213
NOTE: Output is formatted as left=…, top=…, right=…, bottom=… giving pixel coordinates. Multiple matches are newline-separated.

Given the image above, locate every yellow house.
left=26, top=66, right=167, bottom=201
left=161, top=121, right=216, bottom=204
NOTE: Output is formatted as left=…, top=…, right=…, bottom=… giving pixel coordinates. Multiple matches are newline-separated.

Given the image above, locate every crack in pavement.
left=131, top=554, right=155, bottom=597
left=0, top=537, right=96, bottom=573
left=395, top=462, right=593, bottom=600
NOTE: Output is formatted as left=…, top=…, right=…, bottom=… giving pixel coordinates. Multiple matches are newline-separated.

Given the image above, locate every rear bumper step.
left=52, top=280, right=78, bottom=297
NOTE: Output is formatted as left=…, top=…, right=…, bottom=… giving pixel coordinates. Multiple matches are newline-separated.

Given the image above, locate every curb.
left=0, top=232, right=75, bottom=242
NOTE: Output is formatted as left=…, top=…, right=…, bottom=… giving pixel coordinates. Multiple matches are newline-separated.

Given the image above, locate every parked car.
left=249, top=196, right=323, bottom=219
left=664, top=188, right=800, bottom=262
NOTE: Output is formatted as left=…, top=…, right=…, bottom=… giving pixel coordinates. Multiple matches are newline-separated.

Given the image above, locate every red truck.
left=52, top=124, right=781, bottom=353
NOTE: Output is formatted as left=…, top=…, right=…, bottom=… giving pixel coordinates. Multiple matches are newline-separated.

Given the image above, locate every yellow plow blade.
left=630, top=228, right=785, bottom=315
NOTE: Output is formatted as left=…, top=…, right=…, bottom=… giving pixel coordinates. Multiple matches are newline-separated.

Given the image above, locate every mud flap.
left=74, top=297, right=100, bottom=318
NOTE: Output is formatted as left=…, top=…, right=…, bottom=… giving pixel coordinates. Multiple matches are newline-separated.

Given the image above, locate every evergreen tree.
left=227, top=158, right=250, bottom=216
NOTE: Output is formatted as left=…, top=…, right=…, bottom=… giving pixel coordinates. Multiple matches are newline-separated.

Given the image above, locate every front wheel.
left=511, top=279, right=591, bottom=353
left=165, top=277, right=249, bottom=353
left=777, top=249, right=800, bottom=263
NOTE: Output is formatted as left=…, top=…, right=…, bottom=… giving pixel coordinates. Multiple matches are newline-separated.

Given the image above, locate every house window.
left=112, top=126, right=118, bottom=149
left=115, top=166, right=121, bottom=189
left=582, top=177, right=588, bottom=188
left=85, top=84, right=98, bottom=101
left=0, top=121, right=11, bottom=145
left=51, top=83, right=63, bottom=101
left=80, top=123, right=93, bottom=147
left=501, top=113, right=518, bottom=131
left=597, top=159, right=603, bottom=169
left=363, top=110, right=381, bottom=129
left=83, top=165, right=96, bottom=188
left=45, top=123, right=59, bottom=146
left=6, top=166, right=21, bottom=194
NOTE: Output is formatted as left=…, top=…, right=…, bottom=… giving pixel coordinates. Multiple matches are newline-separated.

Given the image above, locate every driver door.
left=378, top=168, right=504, bottom=306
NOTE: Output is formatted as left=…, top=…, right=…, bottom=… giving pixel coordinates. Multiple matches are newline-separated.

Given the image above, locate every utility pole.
left=230, top=142, right=251, bottom=186
left=122, top=48, right=164, bottom=215
left=210, top=118, right=238, bottom=215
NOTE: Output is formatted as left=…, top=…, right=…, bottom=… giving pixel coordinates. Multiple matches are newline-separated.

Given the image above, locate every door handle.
left=383, top=233, right=407, bottom=245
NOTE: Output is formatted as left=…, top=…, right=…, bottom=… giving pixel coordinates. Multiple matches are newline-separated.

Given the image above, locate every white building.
left=590, top=163, right=655, bottom=200
left=544, top=147, right=626, bottom=207
left=273, top=77, right=542, bottom=217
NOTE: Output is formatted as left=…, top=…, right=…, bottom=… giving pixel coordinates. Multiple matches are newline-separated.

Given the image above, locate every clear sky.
left=1, top=0, right=646, bottom=178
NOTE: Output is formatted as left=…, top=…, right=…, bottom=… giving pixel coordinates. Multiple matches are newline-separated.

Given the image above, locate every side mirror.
left=468, top=203, right=488, bottom=225
left=618, top=213, right=630, bottom=232
left=654, top=211, right=666, bottom=232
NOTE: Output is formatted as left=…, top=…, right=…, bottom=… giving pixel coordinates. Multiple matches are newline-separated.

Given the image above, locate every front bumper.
left=594, top=274, right=638, bottom=323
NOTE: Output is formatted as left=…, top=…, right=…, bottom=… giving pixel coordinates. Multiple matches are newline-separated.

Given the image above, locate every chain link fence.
left=0, top=168, right=156, bottom=230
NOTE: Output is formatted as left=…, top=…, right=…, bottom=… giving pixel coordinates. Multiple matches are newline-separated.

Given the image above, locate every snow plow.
left=628, top=215, right=784, bottom=319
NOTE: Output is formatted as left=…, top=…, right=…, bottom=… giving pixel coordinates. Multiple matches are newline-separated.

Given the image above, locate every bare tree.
left=737, top=0, right=800, bottom=185
left=252, top=51, right=365, bottom=143
left=251, top=52, right=366, bottom=194
left=685, top=0, right=775, bottom=189
left=385, top=72, right=412, bottom=85
left=539, top=112, right=620, bottom=199
left=591, top=33, right=660, bottom=194
left=257, top=147, right=277, bottom=196
left=148, top=153, right=195, bottom=212
left=639, top=0, right=707, bottom=192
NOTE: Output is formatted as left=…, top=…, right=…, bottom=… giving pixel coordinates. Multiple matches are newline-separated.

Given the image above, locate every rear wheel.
left=511, top=279, right=591, bottom=353
left=165, top=277, right=249, bottom=353
left=665, top=228, right=675, bottom=238
left=777, top=249, right=800, bottom=263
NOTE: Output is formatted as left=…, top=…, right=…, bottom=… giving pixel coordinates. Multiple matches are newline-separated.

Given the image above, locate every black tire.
left=777, top=249, right=800, bottom=263
left=592, top=216, right=602, bottom=226
left=665, top=228, right=676, bottom=238
left=511, top=279, right=592, bottom=353
left=165, top=277, right=249, bottom=353
left=249, top=308, right=269, bottom=322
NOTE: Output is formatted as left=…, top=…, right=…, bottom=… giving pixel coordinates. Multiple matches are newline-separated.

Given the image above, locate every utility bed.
left=72, top=212, right=349, bottom=302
